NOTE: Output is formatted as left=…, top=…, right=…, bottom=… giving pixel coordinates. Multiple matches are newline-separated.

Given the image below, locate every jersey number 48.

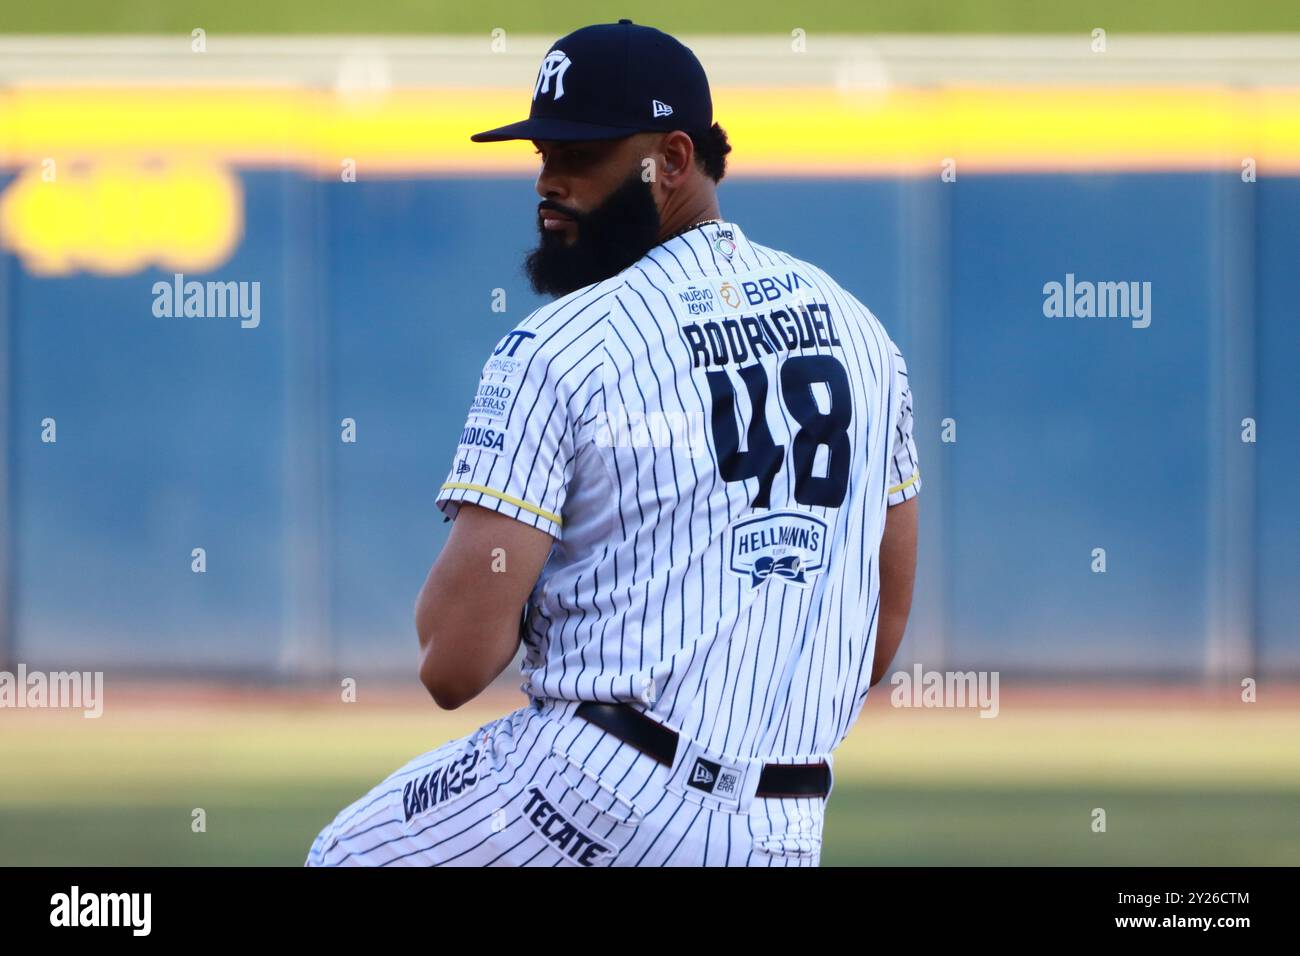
left=706, top=355, right=852, bottom=510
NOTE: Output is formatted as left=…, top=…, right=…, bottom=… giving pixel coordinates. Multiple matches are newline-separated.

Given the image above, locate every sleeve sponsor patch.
left=458, top=424, right=508, bottom=454
left=468, top=380, right=516, bottom=421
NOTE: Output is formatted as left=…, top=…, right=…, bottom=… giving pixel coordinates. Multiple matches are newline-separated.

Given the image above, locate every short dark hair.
left=690, top=123, right=731, bottom=183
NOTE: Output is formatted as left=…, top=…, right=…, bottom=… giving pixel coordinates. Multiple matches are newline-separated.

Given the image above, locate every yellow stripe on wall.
left=2, top=85, right=1300, bottom=174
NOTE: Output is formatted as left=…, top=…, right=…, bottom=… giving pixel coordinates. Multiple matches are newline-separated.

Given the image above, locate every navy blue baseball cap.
left=470, top=19, right=713, bottom=143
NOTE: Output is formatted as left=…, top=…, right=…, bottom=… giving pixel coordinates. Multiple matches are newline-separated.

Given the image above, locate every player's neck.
left=656, top=185, right=722, bottom=243
left=657, top=206, right=725, bottom=245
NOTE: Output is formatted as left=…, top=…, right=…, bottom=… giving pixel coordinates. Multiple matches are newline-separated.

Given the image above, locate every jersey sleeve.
left=886, top=344, right=921, bottom=506
left=435, top=319, right=606, bottom=539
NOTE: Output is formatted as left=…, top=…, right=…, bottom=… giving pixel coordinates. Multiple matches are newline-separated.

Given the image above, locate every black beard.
left=524, top=171, right=663, bottom=298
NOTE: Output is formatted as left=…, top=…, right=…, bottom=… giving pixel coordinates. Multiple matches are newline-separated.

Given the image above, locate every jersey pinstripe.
left=436, top=220, right=920, bottom=762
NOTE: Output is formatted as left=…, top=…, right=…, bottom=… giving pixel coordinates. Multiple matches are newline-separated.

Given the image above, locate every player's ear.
left=670, top=128, right=702, bottom=178
left=650, top=132, right=681, bottom=182
left=660, top=133, right=678, bottom=173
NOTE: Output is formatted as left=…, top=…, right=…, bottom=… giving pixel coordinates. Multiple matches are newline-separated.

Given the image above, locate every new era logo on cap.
left=652, top=99, right=673, bottom=117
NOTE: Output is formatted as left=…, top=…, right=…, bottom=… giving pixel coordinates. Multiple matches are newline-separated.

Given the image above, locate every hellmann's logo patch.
left=727, top=510, right=828, bottom=588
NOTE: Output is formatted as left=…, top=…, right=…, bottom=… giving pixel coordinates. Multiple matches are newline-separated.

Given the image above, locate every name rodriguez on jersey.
left=671, top=267, right=844, bottom=369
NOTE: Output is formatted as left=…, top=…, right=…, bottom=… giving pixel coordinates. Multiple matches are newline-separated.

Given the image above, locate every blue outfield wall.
left=3, top=172, right=1297, bottom=676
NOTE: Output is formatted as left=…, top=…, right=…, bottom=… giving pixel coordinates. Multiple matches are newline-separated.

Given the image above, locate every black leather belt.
left=574, top=701, right=831, bottom=798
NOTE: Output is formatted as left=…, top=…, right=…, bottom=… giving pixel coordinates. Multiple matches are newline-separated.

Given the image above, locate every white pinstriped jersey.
left=436, top=220, right=919, bottom=761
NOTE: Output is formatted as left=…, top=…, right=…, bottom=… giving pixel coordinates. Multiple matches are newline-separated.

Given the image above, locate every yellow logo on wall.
left=0, top=160, right=243, bottom=277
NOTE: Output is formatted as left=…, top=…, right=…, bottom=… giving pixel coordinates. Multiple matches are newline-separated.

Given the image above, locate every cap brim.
left=470, top=116, right=643, bottom=143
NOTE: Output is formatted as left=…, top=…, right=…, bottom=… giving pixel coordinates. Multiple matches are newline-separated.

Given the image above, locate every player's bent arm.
left=871, top=495, right=918, bottom=686
left=414, top=503, right=555, bottom=710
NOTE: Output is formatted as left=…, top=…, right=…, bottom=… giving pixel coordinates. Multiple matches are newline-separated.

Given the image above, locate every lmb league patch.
left=727, top=510, right=828, bottom=588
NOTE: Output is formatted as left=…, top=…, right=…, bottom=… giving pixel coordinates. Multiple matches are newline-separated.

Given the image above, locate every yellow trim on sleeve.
left=439, top=482, right=563, bottom=527
left=887, top=471, right=920, bottom=496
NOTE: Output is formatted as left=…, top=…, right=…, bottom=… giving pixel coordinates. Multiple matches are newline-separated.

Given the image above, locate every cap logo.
left=534, top=49, right=572, bottom=101
left=652, top=99, right=673, bottom=118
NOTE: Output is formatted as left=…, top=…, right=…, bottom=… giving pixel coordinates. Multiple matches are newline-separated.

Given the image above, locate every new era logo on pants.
left=690, top=760, right=716, bottom=788
left=687, top=757, right=741, bottom=801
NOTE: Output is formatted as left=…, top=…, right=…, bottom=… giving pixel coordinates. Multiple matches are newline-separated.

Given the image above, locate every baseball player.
left=307, top=19, right=919, bottom=867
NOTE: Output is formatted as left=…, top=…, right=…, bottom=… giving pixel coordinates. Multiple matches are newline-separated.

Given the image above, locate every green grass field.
left=2, top=1, right=1298, bottom=35
left=2, top=685, right=1297, bottom=866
